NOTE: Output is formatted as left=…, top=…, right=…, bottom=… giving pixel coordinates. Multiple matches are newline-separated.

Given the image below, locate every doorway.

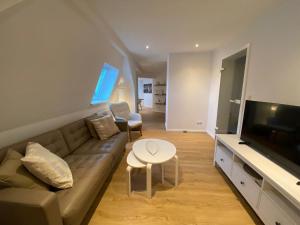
left=138, top=77, right=153, bottom=111
left=216, top=48, right=248, bottom=134
left=137, top=76, right=166, bottom=130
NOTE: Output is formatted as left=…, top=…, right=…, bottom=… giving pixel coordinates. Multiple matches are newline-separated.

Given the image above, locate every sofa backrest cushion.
left=0, top=130, right=70, bottom=162
left=60, top=119, right=91, bottom=152
left=0, top=149, right=49, bottom=190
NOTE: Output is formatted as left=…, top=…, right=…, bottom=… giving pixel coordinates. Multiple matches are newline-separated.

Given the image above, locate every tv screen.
left=241, top=100, right=300, bottom=178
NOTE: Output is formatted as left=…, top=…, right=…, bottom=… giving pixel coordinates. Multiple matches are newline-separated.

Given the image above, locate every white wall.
left=138, top=79, right=144, bottom=99
left=207, top=1, right=300, bottom=137
left=0, top=0, right=137, bottom=147
left=166, top=52, right=212, bottom=131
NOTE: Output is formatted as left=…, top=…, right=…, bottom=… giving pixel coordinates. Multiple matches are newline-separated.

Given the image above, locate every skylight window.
left=91, top=63, right=119, bottom=105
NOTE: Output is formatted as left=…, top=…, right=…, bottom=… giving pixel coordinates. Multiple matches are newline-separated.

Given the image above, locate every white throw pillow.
left=21, top=142, right=73, bottom=189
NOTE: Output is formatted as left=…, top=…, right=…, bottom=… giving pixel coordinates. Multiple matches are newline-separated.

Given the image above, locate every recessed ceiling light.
left=146, top=45, right=149, bottom=49
left=195, top=43, right=199, bottom=48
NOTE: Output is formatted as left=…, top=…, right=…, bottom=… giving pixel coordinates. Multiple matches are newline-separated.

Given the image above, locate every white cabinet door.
left=231, top=162, right=261, bottom=209
left=258, top=193, right=297, bottom=225
left=215, top=146, right=233, bottom=177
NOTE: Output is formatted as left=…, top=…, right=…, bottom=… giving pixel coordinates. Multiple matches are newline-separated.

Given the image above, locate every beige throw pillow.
left=85, top=114, right=101, bottom=139
left=0, top=149, right=49, bottom=190
left=21, top=142, right=73, bottom=189
left=91, top=115, right=120, bottom=140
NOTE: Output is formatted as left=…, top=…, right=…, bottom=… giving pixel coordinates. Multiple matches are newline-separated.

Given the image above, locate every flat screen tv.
left=241, top=100, right=300, bottom=179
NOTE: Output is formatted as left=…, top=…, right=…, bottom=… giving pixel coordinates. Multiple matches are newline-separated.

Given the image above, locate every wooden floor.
left=140, top=107, right=166, bottom=130
left=88, top=128, right=262, bottom=225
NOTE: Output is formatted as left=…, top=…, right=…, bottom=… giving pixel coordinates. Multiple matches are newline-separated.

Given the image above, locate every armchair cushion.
left=128, top=120, right=142, bottom=128
left=129, top=112, right=142, bottom=121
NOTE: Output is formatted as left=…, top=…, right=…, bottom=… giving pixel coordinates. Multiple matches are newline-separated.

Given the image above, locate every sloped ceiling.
left=0, top=0, right=127, bottom=132
left=86, top=0, right=282, bottom=74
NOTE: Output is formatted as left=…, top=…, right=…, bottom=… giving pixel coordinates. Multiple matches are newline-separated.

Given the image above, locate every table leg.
left=161, top=163, right=165, bottom=184
left=174, top=155, right=179, bottom=186
left=126, top=166, right=132, bottom=196
left=146, top=163, right=152, bottom=198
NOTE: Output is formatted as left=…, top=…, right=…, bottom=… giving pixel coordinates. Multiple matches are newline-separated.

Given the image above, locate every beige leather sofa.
left=0, top=116, right=128, bottom=225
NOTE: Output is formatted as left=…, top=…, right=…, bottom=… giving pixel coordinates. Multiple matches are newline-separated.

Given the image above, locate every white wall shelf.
left=214, top=134, right=300, bottom=225
left=153, top=80, right=166, bottom=113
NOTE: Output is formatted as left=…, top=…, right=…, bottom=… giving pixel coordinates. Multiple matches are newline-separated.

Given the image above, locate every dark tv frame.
left=240, top=100, right=300, bottom=179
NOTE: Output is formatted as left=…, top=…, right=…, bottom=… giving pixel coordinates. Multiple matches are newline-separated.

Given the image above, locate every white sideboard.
left=214, top=134, right=300, bottom=225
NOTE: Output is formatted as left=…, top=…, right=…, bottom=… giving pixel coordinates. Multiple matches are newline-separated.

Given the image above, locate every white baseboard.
left=166, top=128, right=206, bottom=133
left=0, top=104, right=108, bottom=148
left=206, top=129, right=215, bottom=139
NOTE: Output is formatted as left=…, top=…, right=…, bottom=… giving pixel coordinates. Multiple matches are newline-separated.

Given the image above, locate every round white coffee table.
left=132, top=139, right=179, bottom=198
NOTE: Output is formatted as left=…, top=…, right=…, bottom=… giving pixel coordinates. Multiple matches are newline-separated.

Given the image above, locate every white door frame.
left=219, top=43, right=251, bottom=137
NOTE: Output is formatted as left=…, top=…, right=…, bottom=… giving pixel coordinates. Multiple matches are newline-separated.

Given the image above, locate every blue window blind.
left=91, top=63, right=119, bottom=105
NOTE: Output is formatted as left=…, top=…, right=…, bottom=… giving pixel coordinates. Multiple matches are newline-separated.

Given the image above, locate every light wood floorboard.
left=140, top=107, right=166, bottom=130
left=88, top=130, right=262, bottom=225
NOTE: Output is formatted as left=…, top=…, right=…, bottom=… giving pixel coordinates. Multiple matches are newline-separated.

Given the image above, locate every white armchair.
left=110, top=102, right=142, bottom=141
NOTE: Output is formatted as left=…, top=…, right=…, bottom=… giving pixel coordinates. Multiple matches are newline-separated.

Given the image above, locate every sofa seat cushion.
left=56, top=153, right=113, bottom=225
left=73, top=132, right=127, bottom=165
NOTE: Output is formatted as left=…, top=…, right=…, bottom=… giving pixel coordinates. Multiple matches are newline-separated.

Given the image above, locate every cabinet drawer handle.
left=240, top=181, right=245, bottom=185
left=275, top=222, right=281, bottom=225
left=220, top=158, right=224, bottom=162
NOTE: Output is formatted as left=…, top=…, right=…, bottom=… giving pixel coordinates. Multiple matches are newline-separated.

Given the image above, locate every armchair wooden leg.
left=129, top=130, right=132, bottom=142
left=140, top=126, right=143, bottom=136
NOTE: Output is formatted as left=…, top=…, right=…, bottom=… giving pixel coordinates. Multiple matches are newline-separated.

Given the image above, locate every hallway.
left=140, top=107, right=165, bottom=130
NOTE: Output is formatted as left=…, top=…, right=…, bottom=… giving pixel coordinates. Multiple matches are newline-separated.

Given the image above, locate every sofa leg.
left=140, top=127, right=143, bottom=136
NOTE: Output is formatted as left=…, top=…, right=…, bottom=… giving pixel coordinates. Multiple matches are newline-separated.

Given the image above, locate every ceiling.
left=86, top=0, right=281, bottom=75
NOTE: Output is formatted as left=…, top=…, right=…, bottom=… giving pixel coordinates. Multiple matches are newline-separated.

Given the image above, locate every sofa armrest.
left=0, top=188, right=63, bottom=225
left=115, top=120, right=128, bottom=132
left=129, top=112, right=142, bottom=121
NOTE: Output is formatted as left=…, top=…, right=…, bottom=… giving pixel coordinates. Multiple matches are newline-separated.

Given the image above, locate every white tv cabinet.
left=214, top=134, right=300, bottom=225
